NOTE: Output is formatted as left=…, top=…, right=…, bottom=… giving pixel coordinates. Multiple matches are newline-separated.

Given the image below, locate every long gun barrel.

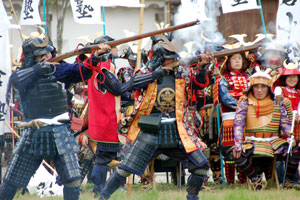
left=49, top=20, right=200, bottom=62
left=162, top=43, right=262, bottom=69
left=190, top=43, right=262, bottom=63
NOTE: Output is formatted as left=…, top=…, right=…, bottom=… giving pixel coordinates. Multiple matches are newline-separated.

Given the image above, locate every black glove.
left=147, top=56, right=164, bottom=72
left=152, top=67, right=168, bottom=81
left=37, top=60, right=56, bottom=76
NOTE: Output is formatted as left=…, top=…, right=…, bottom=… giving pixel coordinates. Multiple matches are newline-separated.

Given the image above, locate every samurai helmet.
left=22, top=36, right=53, bottom=57
left=249, top=66, right=273, bottom=87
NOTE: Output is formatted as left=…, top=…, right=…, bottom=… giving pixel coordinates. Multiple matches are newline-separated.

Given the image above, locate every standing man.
left=100, top=42, right=211, bottom=200
left=0, top=36, right=109, bottom=200
left=80, top=35, right=164, bottom=196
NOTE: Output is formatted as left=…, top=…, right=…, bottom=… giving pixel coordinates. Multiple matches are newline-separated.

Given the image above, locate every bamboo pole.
left=127, top=174, right=133, bottom=197
left=135, top=0, right=145, bottom=72
left=8, top=0, right=24, bottom=42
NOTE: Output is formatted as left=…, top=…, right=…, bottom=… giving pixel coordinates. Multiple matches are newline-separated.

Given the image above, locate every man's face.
left=163, top=58, right=176, bottom=66
left=111, top=47, right=118, bottom=57
left=263, top=50, right=283, bottom=70
left=36, top=52, right=52, bottom=62
left=252, top=84, right=269, bottom=100
left=285, top=75, right=299, bottom=88
left=128, top=59, right=136, bottom=68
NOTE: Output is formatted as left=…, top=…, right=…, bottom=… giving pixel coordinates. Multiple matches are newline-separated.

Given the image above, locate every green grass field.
left=13, top=183, right=300, bottom=200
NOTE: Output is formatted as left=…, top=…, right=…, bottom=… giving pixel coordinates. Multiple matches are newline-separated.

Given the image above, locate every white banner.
left=99, top=0, right=144, bottom=7
left=220, top=0, right=260, bottom=14
left=70, top=0, right=103, bottom=24
left=0, top=30, right=12, bottom=135
left=0, top=1, right=11, bottom=31
left=27, top=164, right=63, bottom=197
left=19, top=0, right=43, bottom=25
left=180, top=0, right=210, bottom=21
left=276, top=0, right=300, bottom=59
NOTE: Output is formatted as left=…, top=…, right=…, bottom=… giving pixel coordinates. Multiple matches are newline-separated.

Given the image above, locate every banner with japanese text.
left=0, top=30, right=12, bottom=135
left=276, top=0, right=300, bottom=59
left=19, top=0, right=43, bottom=25
left=220, top=0, right=260, bottom=14
left=70, top=0, right=103, bottom=24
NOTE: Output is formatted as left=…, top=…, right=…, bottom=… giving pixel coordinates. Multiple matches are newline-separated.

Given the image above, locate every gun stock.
left=49, top=20, right=200, bottom=62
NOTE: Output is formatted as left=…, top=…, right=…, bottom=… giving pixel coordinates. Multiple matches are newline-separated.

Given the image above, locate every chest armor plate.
left=25, top=75, right=67, bottom=119
left=153, top=75, right=175, bottom=114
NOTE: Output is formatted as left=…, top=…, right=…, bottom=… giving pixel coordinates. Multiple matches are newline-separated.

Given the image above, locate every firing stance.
left=0, top=36, right=110, bottom=200
left=99, top=41, right=211, bottom=200
left=80, top=35, right=164, bottom=195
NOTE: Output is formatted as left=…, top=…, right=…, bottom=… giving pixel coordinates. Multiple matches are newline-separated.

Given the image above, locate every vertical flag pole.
left=43, top=0, right=47, bottom=34
left=8, top=0, right=24, bottom=42
left=208, top=1, right=225, bottom=184
left=257, top=0, right=268, bottom=43
left=135, top=0, right=145, bottom=71
left=102, top=7, right=106, bottom=35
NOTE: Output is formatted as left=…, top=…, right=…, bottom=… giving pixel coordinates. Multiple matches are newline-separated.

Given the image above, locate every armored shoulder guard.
left=11, top=64, right=41, bottom=91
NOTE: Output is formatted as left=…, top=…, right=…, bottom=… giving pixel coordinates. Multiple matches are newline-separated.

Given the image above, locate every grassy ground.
left=13, top=183, right=300, bottom=200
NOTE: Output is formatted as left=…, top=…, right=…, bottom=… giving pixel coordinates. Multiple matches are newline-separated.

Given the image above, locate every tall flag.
left=276, top=0, right=300, bottom=59
left=220, top=0, right=260, bottom=14
left=27, top=164, right=63, bottom=197
left=0, top=1, right=11, bottom=31
left=70, top=0, right=144, bottom=24
left=180, top=0, right=211, bottom=21
left=70, top=0, right=103, bottom=24
left=19, top=0, right=43, bottom=25
left=0, top=31, right=12, bottom=135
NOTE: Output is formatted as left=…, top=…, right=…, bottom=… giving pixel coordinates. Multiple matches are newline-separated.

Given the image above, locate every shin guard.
left=186, top=173, right=205, bottom=200
left=63, top=186, right=80, bottom=200
left=0, top=182, right=18, bottom=200
left=100, top=171, right=126, bottom=200
left=91, top=164, right=108, bottom=194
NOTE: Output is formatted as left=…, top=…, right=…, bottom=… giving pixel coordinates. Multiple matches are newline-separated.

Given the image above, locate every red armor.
left=87, top=62, right=121, bottom=143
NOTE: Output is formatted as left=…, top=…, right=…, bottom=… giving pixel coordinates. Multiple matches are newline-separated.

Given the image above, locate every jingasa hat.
left=278, top=59, right=300, bottom=76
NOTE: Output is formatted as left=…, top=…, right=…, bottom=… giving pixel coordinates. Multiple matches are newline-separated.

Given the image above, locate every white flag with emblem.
left=70, top=0, right=103, bottom=24
left=19, top=0, right=43, bottom=25
left=276, top=0, right=300, bottom=59
left=220, top=0, right=260, bottom=14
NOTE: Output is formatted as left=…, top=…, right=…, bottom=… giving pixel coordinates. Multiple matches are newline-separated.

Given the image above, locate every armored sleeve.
left=280, top=102, right=292, bottom=137
left=99, top=69, right=157, bottom=96
left=282, top=97, right=293, bottom=122
left=233, top=99, right=248, bottom=151
left=99, top=69, right=122, bottom=96
left=10, top=63, right=44, bottom=91
left=219, top=76, right=238, bottom=110
left=54, top=61, right=92, bottom=84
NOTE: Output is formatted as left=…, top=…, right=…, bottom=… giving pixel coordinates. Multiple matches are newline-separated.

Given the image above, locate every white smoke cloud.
left=173, top=0, right=225, bottom=57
